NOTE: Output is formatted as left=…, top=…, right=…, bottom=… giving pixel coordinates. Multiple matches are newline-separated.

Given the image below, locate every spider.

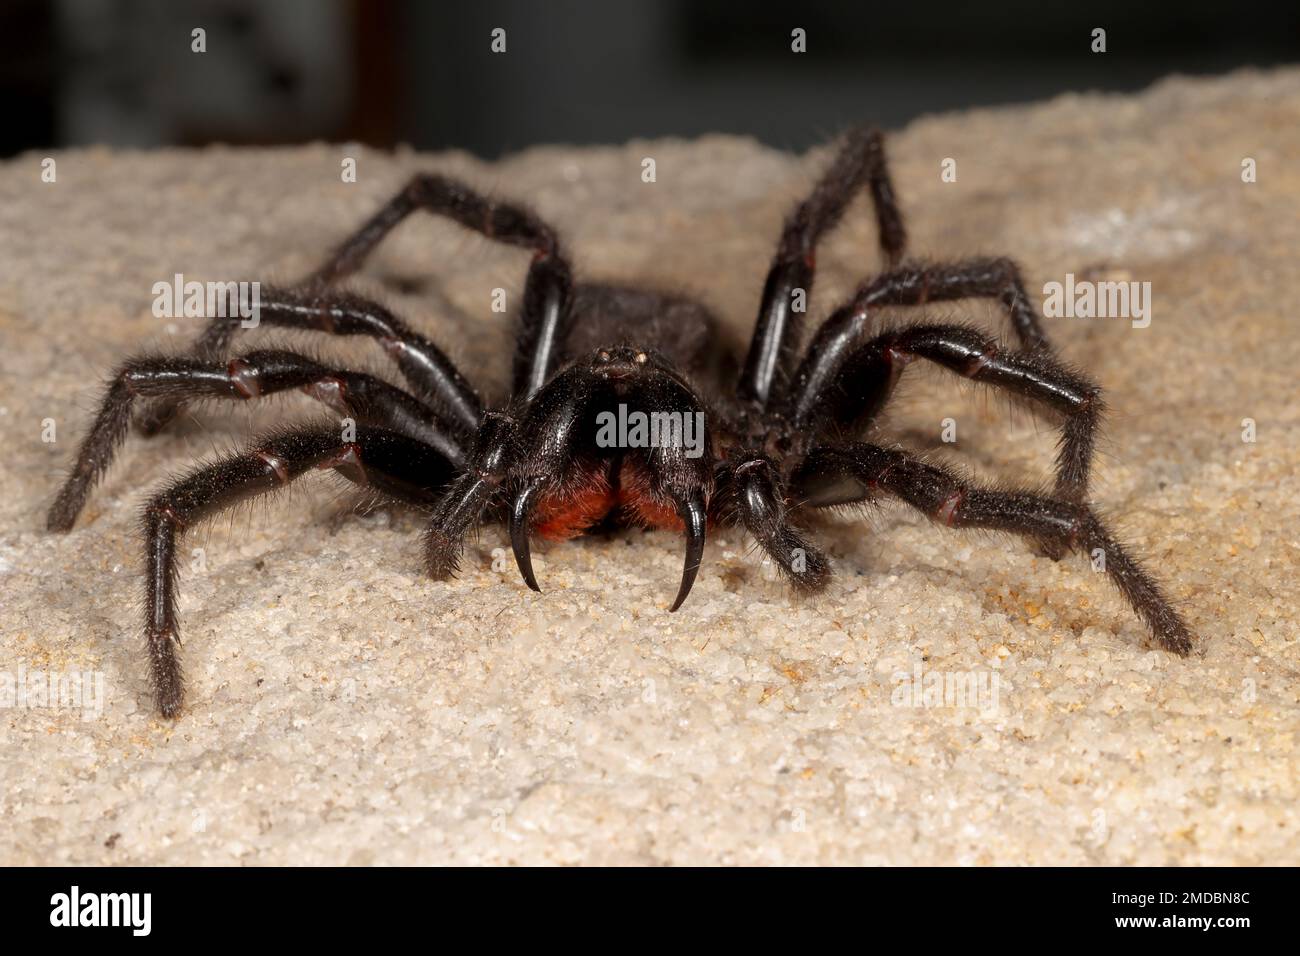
left=47, top=127, right=1194, bottom=718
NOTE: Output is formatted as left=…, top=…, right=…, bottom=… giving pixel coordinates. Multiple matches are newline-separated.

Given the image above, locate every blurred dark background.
left=3, top=0, right=1298, bottom=158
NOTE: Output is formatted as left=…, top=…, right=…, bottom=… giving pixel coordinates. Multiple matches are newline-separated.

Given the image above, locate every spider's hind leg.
left=792, top=443, right=1193, bottom=655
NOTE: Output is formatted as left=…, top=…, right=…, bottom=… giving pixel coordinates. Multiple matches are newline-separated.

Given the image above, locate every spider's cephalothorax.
left=48, top=128, right=1194, bottom=717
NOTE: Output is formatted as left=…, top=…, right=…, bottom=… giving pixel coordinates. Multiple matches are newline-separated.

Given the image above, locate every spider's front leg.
left=143, top=174, right=575, bottom=434
left=306, top=172, right=561, bottom=287
left=790, top=259, right=1054, bottom=406
left=140, top=426, right=456, bottom=717
left=740, top=126, right=906, bottom=409
left=792, top=443, right=1193, bottom=655
left=304, top=171, right=576, bottom=401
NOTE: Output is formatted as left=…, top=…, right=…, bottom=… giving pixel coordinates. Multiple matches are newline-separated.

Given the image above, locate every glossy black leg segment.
left=299, top=171, right=575, bottom=403
left=307, top=172, right=565, bottom=284
left=786, top=258, right=1056, bottom=435
left=729, top=456, right=830, bottom=594
left=790, top=323, right=1103, bottom=506
left=793, top=444, right=1193, bottom=656
left=47, top=350, right=466, bottom=532
left=862, top=258, right=1049, bottom=351
left=739, top=127, right=907, bottom=409
left=136, top=286, right=484, bottom=437
left=512, top=250, right=574, bottom=401
left=141, top=426, right=454, bottom=717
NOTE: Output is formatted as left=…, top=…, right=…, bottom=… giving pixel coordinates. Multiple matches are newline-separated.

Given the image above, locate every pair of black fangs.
left=507, top=472, right=707, bottom=613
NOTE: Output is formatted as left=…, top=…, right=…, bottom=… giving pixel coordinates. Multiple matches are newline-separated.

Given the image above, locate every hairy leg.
left=785, top=256, right=1057, bottom=435
left=135, top=287, right=484, bottom=436
left=793, top=443, right=1193, bottom=655
left=307, top=172, right=562, bottom=284
left=303, top=172, right=575, bottom=401
left=140, top=425, right=455, bottom=717
left=739, top=127, right=907, bottom=408
left=47, top=349, right=466, bottom=531
left=788, top=322, right=1102, bottom=506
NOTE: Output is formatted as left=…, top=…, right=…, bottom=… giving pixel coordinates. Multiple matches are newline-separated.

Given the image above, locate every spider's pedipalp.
left=422, top=411, right=519, bottom=580
left=729, top=456, right=831, bottom=594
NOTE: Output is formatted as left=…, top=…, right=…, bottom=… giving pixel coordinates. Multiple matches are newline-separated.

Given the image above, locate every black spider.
left=47, top=127, right=1193, bottom=718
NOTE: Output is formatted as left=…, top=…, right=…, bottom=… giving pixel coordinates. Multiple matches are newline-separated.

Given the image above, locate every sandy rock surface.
left=1, top=69, right=1296, bottom=865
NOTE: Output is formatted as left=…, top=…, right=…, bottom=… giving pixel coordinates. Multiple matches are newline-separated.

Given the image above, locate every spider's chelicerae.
left=48, top=128, right=1194, bottom=717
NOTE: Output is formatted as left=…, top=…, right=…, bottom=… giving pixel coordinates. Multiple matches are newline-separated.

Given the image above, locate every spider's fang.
left=669, top=491, right=707, bottom=612
left=509, top=477, right=546, bottom=593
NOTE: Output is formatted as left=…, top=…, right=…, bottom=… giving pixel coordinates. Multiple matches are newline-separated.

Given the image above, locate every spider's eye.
left=635, top=352, right=648, bottom=364
left=599, top=350, right=611, bottom=362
